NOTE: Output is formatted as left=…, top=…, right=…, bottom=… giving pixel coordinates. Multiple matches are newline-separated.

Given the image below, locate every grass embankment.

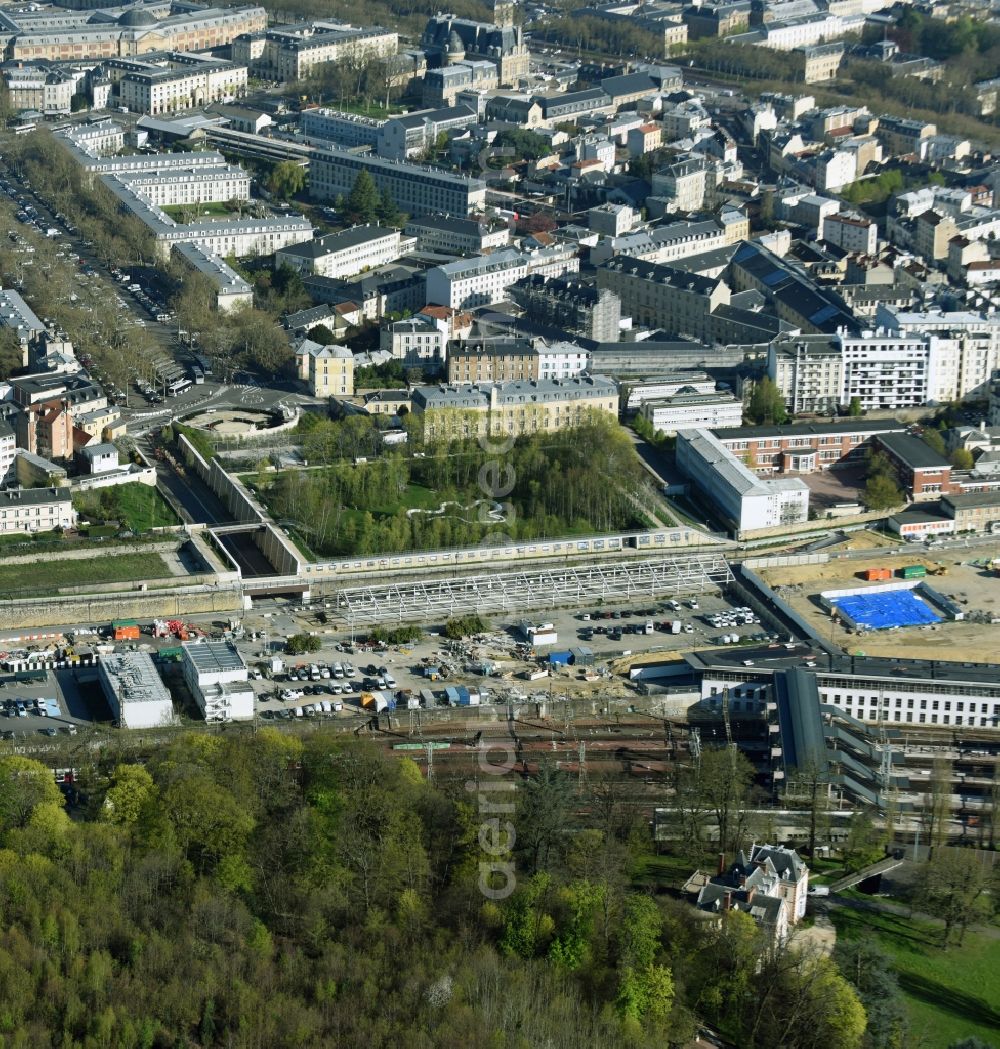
left=0, top=552, right=171, bottom=595
left=74, top=483, right=179, bottom=533
left=830, top=904, right=1000, bottom=1048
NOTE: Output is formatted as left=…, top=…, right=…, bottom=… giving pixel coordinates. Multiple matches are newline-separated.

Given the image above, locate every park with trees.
left=0, top=723, right=994, bottom=1048
left=255, top=415, right=650, bottom=557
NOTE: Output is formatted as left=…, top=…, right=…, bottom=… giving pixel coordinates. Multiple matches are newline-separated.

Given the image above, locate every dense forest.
left=0, top=735, right=879, bottom=1049
left=261, top=418, right=649, bottom=555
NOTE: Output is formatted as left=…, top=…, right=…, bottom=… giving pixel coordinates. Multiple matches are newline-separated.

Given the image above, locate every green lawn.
left=830, top=904, right=1000, bottom=1048
left=74, top=483, right=179, bottom=533
left=632, top=852, right=699, bottom=891
left=0, top=552, right=172, bottom=595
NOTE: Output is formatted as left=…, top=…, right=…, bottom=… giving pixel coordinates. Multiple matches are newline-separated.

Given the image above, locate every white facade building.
left=640, top=390, right=744, bottom=435
left=119, top=57, right=247, bottom=115
left=0, top=487, right=76, bottom=535
left=675, top=429, right=809, bottom=535
left=274, top=226, right=402, bottom=279
left=425, top=249, right=527, bottom=309
left=181, top=640, right=254, bottom=722
left=117, top=165, right=251, bottom=208
left=98, top=651, right=174, bottom=730
left=380, top=314, right=447, bottom=365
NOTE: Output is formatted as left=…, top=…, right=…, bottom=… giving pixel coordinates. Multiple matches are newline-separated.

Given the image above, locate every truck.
left=644, top=621, right=655, bottom=635
left=671, top=620, right=682, bottom=634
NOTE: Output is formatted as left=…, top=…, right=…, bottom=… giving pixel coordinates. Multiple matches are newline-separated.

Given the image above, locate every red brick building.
left=711, top=419, right=907, bottom=475
left=875, top=431, right=958, bottom=500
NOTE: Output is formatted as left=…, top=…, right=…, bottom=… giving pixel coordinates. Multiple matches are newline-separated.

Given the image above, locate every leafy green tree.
left=346, top=169, right=380, bottom=224
left=101, top=764, right=158, bottom=827
left=0, top=756, right=64, bottom=830
left=285, top=633, right=322, bottom=654
left=746, top=376, right=788, bottom=425
left=267, top=160, right=306, bottom=201
left=848, top=396, right=863, bottom=417
left=864, top=472, right=903, bottom=511
left=948, top=1039, right=998, bottom=1049
left=616, top=896, right=674, bottom=1030
left=842, top=810, right=884, bottom=871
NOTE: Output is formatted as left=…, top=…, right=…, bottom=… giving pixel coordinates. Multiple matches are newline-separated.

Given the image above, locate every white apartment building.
left=768, top=327, right=991, bottom=411
left=536, top=341, right=591, bottom=381
left=768, top=333, right=844, bottom=414
left=117, top=165, right=251, bottom=208
left=404, top=214, right=510, bottom=254
left=181, top=640, right=253, bottom=723
left=877, top=306, right=1000, bottom=401
left=757, top=13, right=843, bottom=49
left=2, top=63, right=77, bottom=114
left=100, top=173, right=313, bottom=262
left=587, top=203, right=636, bottom=237
left=590, top=219, right=727, bottom=266
left=119, top=58, right=247, bottom=115
left=651, top=157, right=707, bottom=213
left=640, top=390, right=743, bottom=435
left=821, top=211, right=877, bottom=254
left=381, top=314, right=448, bottom=365
left=274, top=226, right=402, bottom=279
left=310, top=147, right=486, bottom=219
left=0, top=487, right=76, bottom=535
left=0, top=422, right=17, bottom=486
left=425, top=249, right=527, bottom=309
left=676, top=429, right=809, bottom=536
left=58, top=119, right=124, bottom=158
left=659, top=100, right=711, bottom=139
left=840, top=332, right=930, bottom=410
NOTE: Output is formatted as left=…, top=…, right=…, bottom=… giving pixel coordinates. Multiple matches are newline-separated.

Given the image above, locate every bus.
left=190, top=366, right=204, bottom=384
left=12, top=121, right=37, bottom=135
left=167, top=378, right=192, bottom=397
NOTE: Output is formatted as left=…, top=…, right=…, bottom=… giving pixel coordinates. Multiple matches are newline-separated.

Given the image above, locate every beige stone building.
left=411, top=375, right=617, bottom=441
left=309, top=346, right=354, bottom=398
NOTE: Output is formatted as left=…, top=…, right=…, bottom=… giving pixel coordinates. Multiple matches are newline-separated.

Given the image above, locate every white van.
left=293, top=706, right=304, bottom=718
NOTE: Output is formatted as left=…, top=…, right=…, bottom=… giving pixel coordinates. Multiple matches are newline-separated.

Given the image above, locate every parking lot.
left=0, top=667, right=110, bottom=740
left=237, top=584, right=781, bottom=717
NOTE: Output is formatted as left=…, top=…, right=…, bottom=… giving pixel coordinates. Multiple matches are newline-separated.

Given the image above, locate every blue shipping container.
left=457, top=686, right=471, bottom=705
left=548, top=650, right=573, bottom=665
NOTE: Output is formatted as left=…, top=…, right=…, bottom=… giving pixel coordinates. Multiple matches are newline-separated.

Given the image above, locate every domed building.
left=118, top=7, right=157, bottom=27
left=420, top=1, right=528, bottom=86
left=445, top=29, right=465, bottom=64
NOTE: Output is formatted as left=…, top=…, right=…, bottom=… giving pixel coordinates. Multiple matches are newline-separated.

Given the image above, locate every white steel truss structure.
left=334, top=553, right=734, bottom=624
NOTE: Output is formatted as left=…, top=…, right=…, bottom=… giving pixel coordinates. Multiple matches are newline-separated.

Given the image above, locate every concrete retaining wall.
left=178, top=434, right=302, bottom=576
left=744, top=553, right=830, bottom=570
left=0, top=582, right=244, bottom=629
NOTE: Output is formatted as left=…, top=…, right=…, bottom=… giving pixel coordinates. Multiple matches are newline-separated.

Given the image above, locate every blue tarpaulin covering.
left=831, top=590, right=941, bottom=630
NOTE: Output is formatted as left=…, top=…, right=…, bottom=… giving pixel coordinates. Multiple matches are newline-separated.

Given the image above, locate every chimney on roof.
left=717, top=851, right=726, bottom=875
left=746, top=886, right=756, bottom=905
left=723, top=890, right=732, bottom=912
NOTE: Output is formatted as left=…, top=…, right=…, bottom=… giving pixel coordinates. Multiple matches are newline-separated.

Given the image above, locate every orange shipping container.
left=114, top=626, right=141, bottom=641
